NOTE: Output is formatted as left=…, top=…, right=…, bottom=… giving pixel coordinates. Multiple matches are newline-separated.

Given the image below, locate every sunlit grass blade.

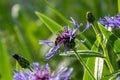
left=43, top=0, right=73, bottom=27
left=101, top=64, right=111, bottom=79
left=60, top=50, right=104, bottom=58
left=94, top=57, right=104, bottom=80
left=118, top=0, right=120, bottom=12
left=94, top=33, right=104, bottom=80
left=16, top=61, right=22, bottom=70
left=83, top=40, right=100, bottom=80
left=0, top=35, right=12, bottom=80
left=35, top=11, right=63, bottom=34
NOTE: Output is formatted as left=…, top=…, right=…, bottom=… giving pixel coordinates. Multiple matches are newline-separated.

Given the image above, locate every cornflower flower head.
left=13, top=62, right=73, bottom=80
left=99, top=14, right=120, bottom=30
left=39, top=17, right=91, bottom=60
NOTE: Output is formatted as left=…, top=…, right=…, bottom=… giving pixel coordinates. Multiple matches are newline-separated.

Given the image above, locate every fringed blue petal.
left=99, top=14, right=120, bottom=29
left=39, top=40, right=53, bottom=47
left=45, top=45, right=61, bottom=60
left=81, top=21, right=91, bottom=33
left=32, top=62, right=41, bottom=71
left=60, top=68, right=73, bottom=80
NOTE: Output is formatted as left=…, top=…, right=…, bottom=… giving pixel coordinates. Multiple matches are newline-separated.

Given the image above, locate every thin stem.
left=92, top=23, right=99, bottom=35
left=73, top=48, right=96, bottom=80
left=100, top=42, right=114, bottom=73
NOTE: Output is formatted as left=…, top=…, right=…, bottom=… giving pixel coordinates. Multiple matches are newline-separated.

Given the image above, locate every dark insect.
left=55, top=27, right=76, bottom=46
left=12, top=54, right=30, bottom=69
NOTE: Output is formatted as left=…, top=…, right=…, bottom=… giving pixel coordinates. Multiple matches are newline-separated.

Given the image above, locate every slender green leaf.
left=101, top=64, right=111, bottom=80
left=60, top=50, right=104, bottom=58
left=118, top=0, right=120, bottom=12
left=98, top=24, right=112, bottom=39
left=98, top=23, right=120, bottom=53
left=107, top=43, right=119, bottom=71
left=16, top=61, right=22, bottom=70
left=43, top=0, right=73, bottom=27
left=98, top=23, right=119, bottom=72
left=35, top=11, right=63, bottom=33
left=94, top=57, right=104, bottom=80
left=103, top=70, right=120, bottom=79
left=114, top=39, right=120, bottom=53
left=83, top=40, right=100, bottom=80
left=0, top=35, right=12, bottom=80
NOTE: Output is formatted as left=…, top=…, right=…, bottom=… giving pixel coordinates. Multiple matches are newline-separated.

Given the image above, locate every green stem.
left=92, top=23, right=114, bottom=73
left=100, top=42, right=114, bottom=73
left=92, top=23, right=99, bottom=35
left=73, top=49, right=96, bottom=80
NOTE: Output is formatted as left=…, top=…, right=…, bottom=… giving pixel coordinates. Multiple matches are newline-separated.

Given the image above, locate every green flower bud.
left=86, top=11, right=95, bottom=23
left=13, top=54, right=30, bottom=69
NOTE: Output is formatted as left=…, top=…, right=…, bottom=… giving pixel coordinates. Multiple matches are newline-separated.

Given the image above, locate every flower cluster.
left=13, top=63, right=73, bottom=80
left=13, top=15, right=93, bottom=80
left=40, top=17, right=91, bottom=60
left=99, top=14, right=120, bottom=29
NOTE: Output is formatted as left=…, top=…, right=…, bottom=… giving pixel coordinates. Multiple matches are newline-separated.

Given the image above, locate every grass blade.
left=83, top=40, right=100, bottom=80
left=35, top=11, right=63, bottom=34
left=60, top=50, right=104, bottom=58
left=118, top=0, right=120, bottom=12
left=43, top=0, right=73, bottom=27
left=0, top=34, right=12, bottom=80
left=98, top=23, right=120, bottom=53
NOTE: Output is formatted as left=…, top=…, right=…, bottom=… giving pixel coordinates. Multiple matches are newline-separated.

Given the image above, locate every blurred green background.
left=0, top=0, right=118, bottom=80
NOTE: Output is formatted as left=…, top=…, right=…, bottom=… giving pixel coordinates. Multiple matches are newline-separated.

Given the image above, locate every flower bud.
left=86, top=11, right=95, bottom=23
left=13, top=54, right=30, bottom=69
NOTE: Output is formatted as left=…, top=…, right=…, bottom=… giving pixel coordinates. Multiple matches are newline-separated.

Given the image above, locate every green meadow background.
left=0, top=0, right=118, bottom=80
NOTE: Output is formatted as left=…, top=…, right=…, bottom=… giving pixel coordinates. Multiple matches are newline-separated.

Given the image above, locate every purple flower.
left=99, top=14, right=120, bottom=29
left=39, top=17, right=90, bottom=60
left=13, top=62, right=73, bottom=80
left=116, top=76, right=120, bottom=80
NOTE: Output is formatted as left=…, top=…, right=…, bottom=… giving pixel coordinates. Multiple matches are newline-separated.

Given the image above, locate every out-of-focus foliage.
left=0, top=0, right=118, bottom=79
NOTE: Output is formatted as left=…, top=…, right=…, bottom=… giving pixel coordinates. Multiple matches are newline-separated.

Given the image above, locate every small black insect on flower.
left=40, top=17, right=92, bottom=60
left=55, top=27, right=76, bottom=49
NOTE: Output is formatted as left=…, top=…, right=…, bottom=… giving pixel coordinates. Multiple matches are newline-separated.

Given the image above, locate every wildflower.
left=116, top=76, right=120, bottom=80
left=99, top=14, right=120, bottom=30
left=40, top=17, right=91, bottom=60
left=13, top=62, right=73, bottom=80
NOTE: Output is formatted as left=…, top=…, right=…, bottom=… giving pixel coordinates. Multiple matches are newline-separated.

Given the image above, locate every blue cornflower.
left=39, top=17, right=91, bottom=60
left=116, top=76, right=120, bottom=80
left=13, top=62, right=73, bottom=80
left=99, top=14, right=120, bottom=29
